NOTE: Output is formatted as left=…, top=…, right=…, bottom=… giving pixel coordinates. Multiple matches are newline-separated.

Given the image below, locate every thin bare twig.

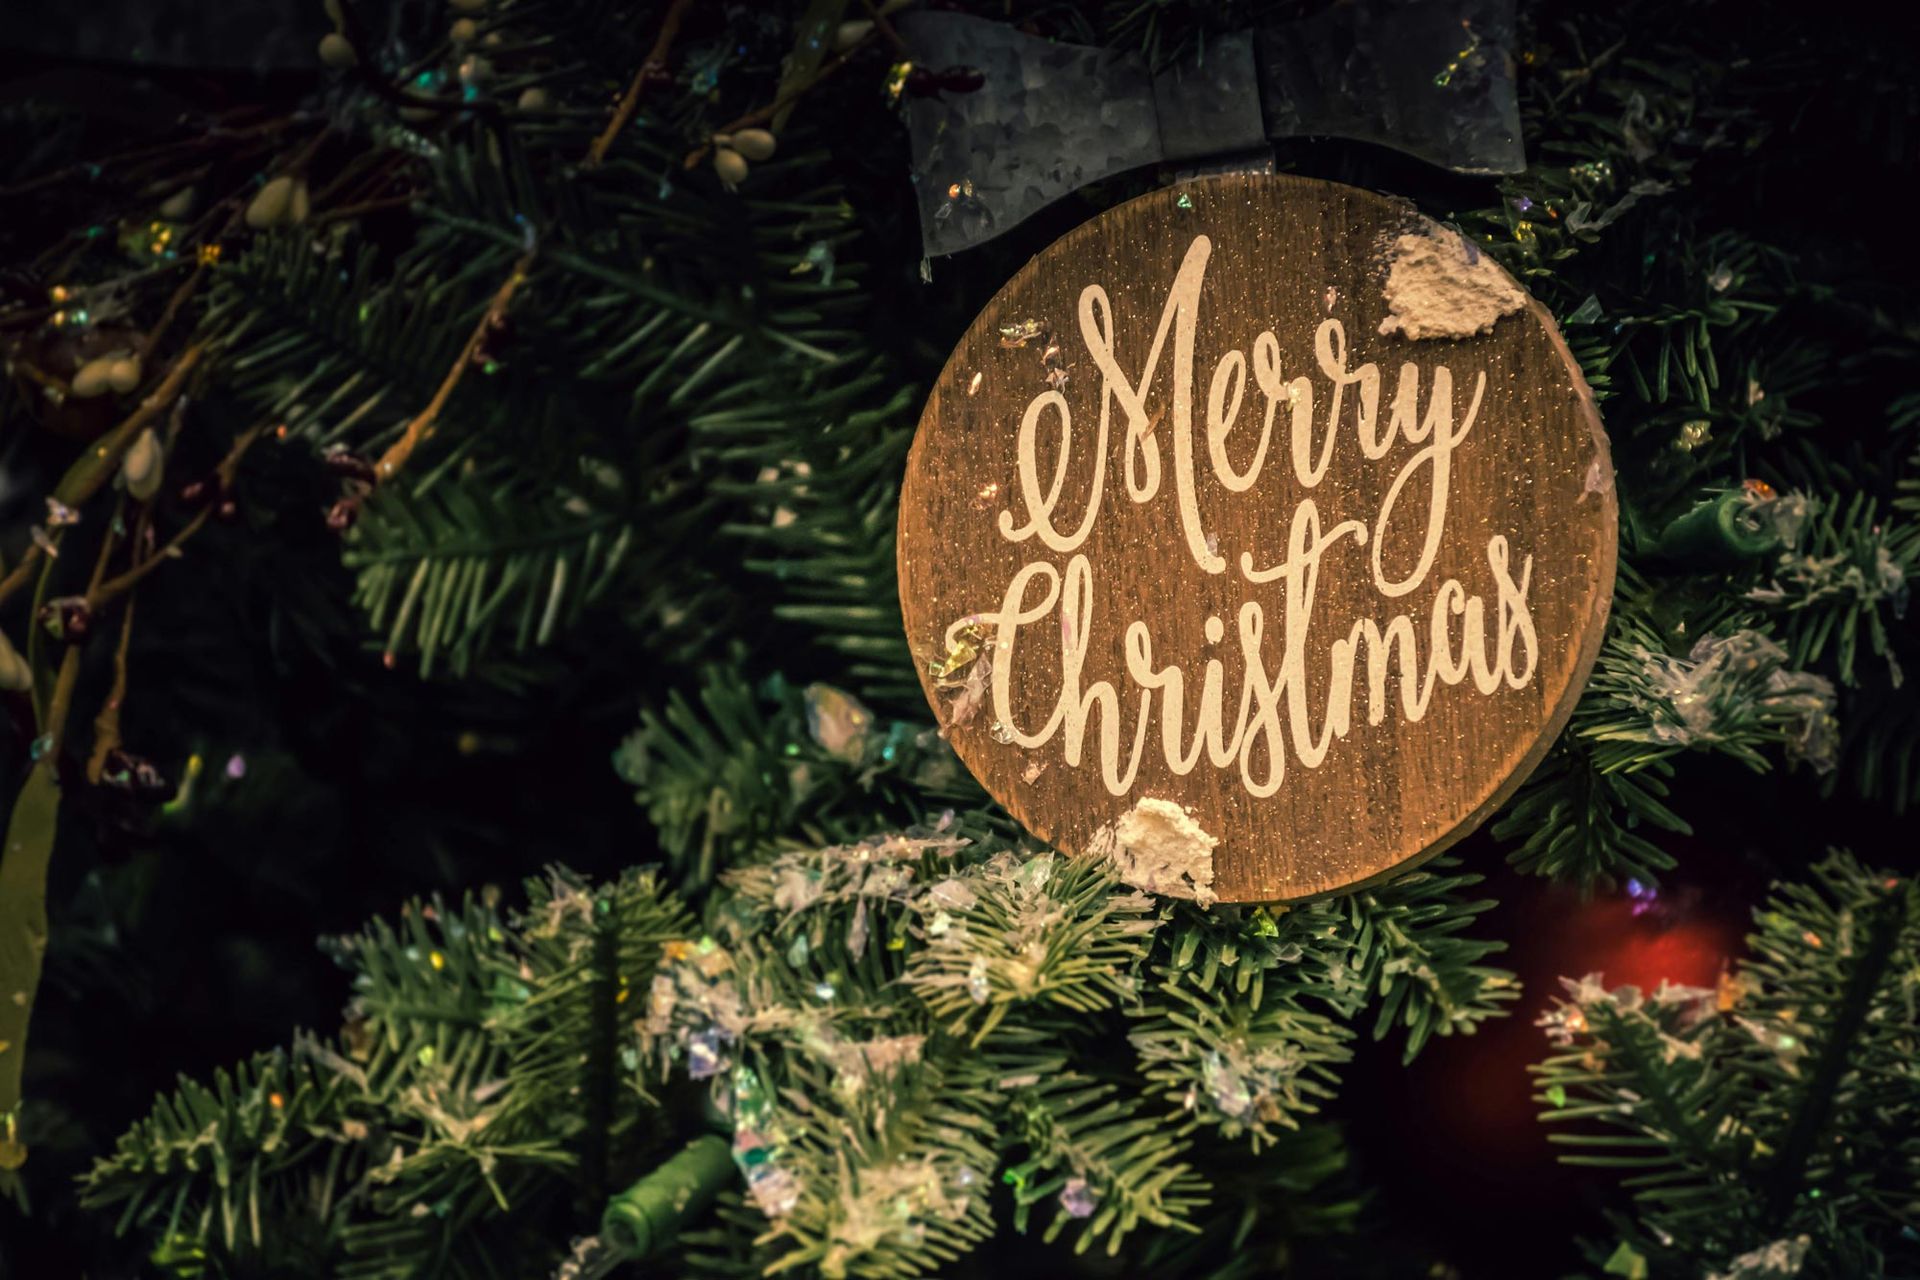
left=681, top=41, right=867, bottom=171
left=858, top=0, right=910, bottom=56
left=85, top=596, right=135, bottom=784
left=586, top=0, right=696, bottom=169
left=0, top=344, right=205, bottom=609
left=374, top=249, right=536, bottom=483
left=0, top=113, right=296, bottom=201
left=87, top=421, right=264, bottom=610
left=312, top=191, right=422, bottom=227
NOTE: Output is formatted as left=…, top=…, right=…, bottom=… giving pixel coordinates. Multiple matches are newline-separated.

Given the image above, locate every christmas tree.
left=2, top=1, right=1916, bottom=1277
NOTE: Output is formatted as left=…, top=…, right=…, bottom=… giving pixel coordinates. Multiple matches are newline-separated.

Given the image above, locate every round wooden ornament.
left=898, top=174, right=1616, bottom=904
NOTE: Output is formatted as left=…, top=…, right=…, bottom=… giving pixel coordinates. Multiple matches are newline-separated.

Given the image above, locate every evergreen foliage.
left=1535, top=852, right=1919, bottom=1279
left=0, top=0, right=1915, bottom=1276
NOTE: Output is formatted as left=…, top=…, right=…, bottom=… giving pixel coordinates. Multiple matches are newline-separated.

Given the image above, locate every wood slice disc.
left=898, top=174, right=1616, bottom=903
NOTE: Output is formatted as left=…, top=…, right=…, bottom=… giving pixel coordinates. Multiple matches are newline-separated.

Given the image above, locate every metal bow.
left=901, top=0, right=1523, bottom=258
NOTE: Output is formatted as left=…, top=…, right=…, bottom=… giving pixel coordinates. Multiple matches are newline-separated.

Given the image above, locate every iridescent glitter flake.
left=805, top=682, right=874, bottom=762
left=686, top=1027, right=732, bottom=1079
left=928, top=622, right=986, bottom=684
left=966, top=955, right=990, bottom=1004
left=1059, top=1177, right=1097, bottom=1218
left=997, top=318, right=1045, bottom=348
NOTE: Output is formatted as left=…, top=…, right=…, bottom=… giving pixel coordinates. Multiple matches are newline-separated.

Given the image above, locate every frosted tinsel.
left=1705, top=1236, right=1812, bottom=1280
left=1736, top=485, right=1814, bottom=550
left=1750, top=543, right=1909, bottom=615
left=1619, top=630, right=1838, bottom=770
left=1059, top=1176, right=1097, bottom=1218
left=821, top=1157, right=979, bottom=1276
left=804, top=683, right=875, bottom=763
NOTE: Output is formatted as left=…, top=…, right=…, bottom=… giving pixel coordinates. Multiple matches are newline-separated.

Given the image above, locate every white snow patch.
left=1092, top=797, right=1218, bottom=907
left=1377, top=221, right=1526, bottom=341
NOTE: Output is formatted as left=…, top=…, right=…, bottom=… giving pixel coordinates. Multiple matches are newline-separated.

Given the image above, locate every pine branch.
left=1534, top=853, right=1920, bottom=1276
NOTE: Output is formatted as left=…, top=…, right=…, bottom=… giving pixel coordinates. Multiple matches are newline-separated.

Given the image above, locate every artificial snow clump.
left=1095, top=798, right=1219, bottom=907
left=1377, top=219, right=1527, bottom=340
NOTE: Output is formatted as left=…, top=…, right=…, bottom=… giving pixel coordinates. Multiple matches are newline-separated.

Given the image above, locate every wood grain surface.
left=898, top=174, right=1616, bottom=903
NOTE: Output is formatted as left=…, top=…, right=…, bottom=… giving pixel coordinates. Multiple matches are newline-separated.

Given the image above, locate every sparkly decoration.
left=1625, top=878, right=1658, bottom=916
left=1567, top=158, right=1613, bottom=185
left=804, top=682, right=874, bottom=763
left=996, top=318, right=1044, bottom=348
left=886, top=61, right=913, bottom=103
left=965, top=955, right=990, bottom=1003
left=1735, top=1014, right=1806, bottom=1069
left=1059, top=1176, right=1097, bottom=1218
left=99, top=750, right=171, bottom=802
left=1431, top=22, right=1485, bottom=87
left=685, top=1027, right=731, bottom=1080
left=726, top=1066, right=803, bottom=1218
left=1705, top=1236, right=1812, bottom=1280
left=1603, top=1242, right=1651, bottom=1280
left=742, top=1159, right=801, bottom=1217
left=1673, top=419, right=1711, bottom=452
left=927, top=622, right=985, bottom=684
left=945, top=651, right=993, bottom=728
left=933, top=178, right=994, bottom=241
left=1565, top=294, right=1604, bottom=325
left=1734, top=482, right=1813, bottom=553
left=119, top=218, right=183, bottom=262
left=44, top=497, right=80, bottom=527
left=988, top=720, right=1015, bottom=745
left=1620, top=630, right=1837, bottom=771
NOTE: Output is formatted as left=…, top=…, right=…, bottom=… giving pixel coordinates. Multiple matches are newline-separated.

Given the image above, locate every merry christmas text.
left=963, top=233, right=1539, bottom=797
